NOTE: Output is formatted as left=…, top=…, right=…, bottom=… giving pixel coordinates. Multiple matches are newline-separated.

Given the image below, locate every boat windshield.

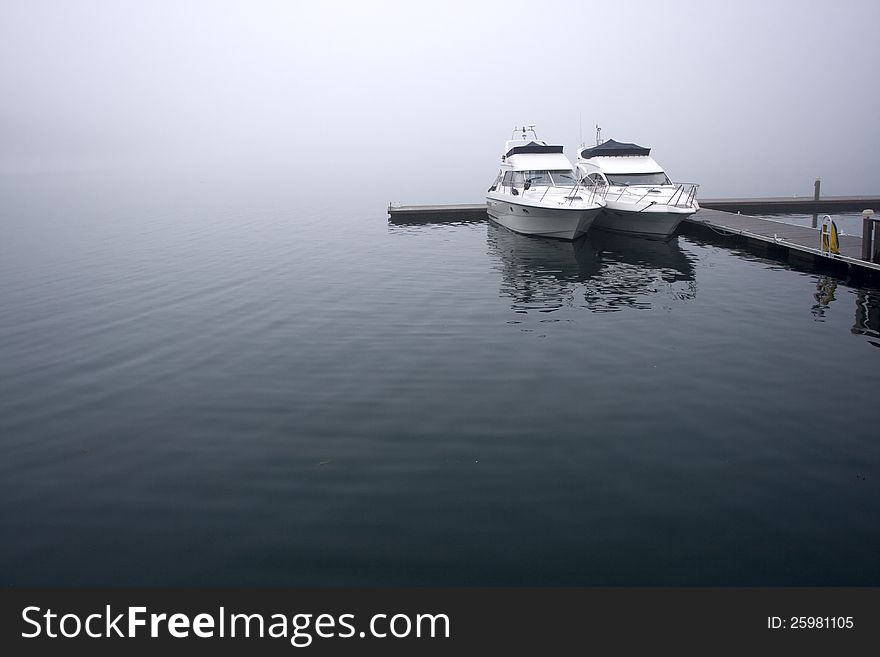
left=606, top=172, right=672, bottom=186
left=523, top=170, right=579, bottom=187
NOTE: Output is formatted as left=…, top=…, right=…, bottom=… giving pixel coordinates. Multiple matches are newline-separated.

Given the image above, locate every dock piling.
left=863, top=209, right=878, bottom=262
left=811, top=178, right=821, bottom=228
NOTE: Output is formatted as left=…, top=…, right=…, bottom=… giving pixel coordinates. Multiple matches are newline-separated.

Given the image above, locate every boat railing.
left=603, top=182, right=699, bottom=209
left=562, top=178, right=607, bottom=206
left=508, top=174, right=606, bottom=205
left=669, top=183, right=699, bottom=208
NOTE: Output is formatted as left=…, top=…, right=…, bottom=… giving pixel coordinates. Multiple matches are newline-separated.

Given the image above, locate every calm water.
left=1, top=172, right=878, bottom=586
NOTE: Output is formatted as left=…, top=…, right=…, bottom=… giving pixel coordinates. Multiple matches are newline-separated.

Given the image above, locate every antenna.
left=595, top=125, right=602, bottom=146
left=514, top=125, right=538, bottom=140
left=579, top=113, right=583, bottom=148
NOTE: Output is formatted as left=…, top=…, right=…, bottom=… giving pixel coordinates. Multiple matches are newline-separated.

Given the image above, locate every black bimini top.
left=505, top=141, right=565, bottom=157
left=579, top=139, right=651, bottom=159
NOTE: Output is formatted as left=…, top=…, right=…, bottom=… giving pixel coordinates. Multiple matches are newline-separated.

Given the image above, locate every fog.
left=2, top=0, right=878, bottom=201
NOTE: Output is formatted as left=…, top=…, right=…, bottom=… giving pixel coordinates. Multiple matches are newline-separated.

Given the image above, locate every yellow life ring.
left=820, top=216, right=840, bottom=255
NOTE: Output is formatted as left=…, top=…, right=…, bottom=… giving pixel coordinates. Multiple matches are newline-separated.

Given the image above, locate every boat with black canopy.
left=575, top=132, right=699, bottom=238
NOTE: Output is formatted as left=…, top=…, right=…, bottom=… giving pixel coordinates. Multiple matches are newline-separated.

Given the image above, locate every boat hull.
left=486, top=196, right=601, bottom=240
left=593, top=205, right=695, bottom=239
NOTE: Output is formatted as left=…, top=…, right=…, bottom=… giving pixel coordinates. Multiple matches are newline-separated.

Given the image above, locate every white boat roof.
left=577, top=155, right=665, bottom=174
left=506, top=152, right=574, bottom=171
left=498, top=135, right=574, bottom=171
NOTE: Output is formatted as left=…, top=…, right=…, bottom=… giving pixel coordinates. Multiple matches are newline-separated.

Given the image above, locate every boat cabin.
left=577, top=139, right=671, bottom=188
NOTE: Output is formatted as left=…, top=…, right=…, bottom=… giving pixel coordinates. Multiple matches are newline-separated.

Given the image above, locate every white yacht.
left=486, top=126, right=605, bottom=240
left=576, top=136, right=699, bottom=239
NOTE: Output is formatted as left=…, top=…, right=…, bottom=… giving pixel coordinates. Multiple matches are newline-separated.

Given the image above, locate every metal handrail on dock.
left=818, top=215, right=842, bottom=257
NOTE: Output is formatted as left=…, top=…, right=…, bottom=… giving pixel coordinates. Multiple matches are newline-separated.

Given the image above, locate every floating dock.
left=696, top=196, right=880, bottom=214
left=388, top=198, right=880, bottom=279
left=388, top=203, right=489, bottom=221
left=388, top=196, right=880, bottom=219
left=682, top=208, right=880, bottom=276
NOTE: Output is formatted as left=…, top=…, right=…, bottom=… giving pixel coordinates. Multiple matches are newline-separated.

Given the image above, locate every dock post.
left=862, top=209, right=876, bottom=262
left=874, top=218, right=880, bottom=264
left=811, top=178, right=820, bottom=228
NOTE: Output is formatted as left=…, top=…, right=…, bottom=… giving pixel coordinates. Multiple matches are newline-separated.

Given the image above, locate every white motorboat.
left=486, top=126, right=605, bottom=240
left=576, top=135, right=699, bottom=239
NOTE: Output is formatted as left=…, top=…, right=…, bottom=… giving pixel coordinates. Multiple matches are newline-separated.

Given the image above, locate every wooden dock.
left=387, top=203, right=489, bottom=221
left=388, top=199, right=880, bottom=279
left=682, top=208, right=880, bottom=276
left=388, top=196, right=880, bottom=219
left=698, top=196, right=880, bottom=214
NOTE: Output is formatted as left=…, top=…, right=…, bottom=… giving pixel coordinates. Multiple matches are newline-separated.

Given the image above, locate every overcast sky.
left=1, top=0, right=878, bottom=199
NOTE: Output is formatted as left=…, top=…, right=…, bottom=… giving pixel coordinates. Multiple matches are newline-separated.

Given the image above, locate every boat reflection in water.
left=487, top=222, right=600, bottom=314
left=487, top=222, right=697, bottom=314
